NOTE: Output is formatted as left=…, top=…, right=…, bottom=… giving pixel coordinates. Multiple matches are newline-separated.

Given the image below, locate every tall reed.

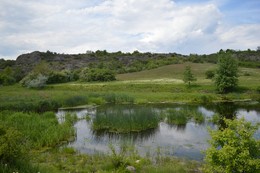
left=93, top=106, right=160, bottom=133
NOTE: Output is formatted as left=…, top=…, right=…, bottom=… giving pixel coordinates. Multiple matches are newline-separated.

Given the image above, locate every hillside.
left=0, top=49, right=260, bottom=79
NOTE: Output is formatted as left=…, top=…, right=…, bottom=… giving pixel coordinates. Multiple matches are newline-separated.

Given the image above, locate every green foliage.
left=0, top=67, right=16, bottom=85
left=215, top=53, right=238, bottom=93
left=0, top=59, right=15, bottom=69
left=19, top=61, right=52, bottom=88
left=37, top=100, right=61, bottom=112
left=257, top=86, right=260, bottom=93
left=32, top=61, right=51, bottom=76
left=47, top=71, right=69, bottom=84
left=205, top=118, right=260, bottom=173
left=80, top=68, right=116, bottom=82
left=205, top=69, right=215, bottom=79
left=64, top=95, right=88, bottom=107
left=0, top=125, right=24, bottom=162
left=0, top=111, right=75, bottom=149
left=183, top=65, right=196, bottom=86
left=0, top=111, right=75, bottom=173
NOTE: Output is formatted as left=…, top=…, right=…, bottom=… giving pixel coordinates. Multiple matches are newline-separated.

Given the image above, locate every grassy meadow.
left=1, top=62, right=259, bottom=112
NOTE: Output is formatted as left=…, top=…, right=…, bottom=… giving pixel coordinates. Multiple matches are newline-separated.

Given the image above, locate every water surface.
left=56, top=103, right=260, bottom=161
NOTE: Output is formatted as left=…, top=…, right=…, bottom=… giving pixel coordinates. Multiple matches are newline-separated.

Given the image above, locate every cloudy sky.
left=1, top=0, right=260, bottom=59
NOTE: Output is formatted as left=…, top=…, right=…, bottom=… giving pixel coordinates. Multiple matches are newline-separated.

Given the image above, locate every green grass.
left=0, top=111, right=75, bottom=149
left=0, top=63, right=259, bottom=112
left=93, top=106, right=160, bottom=133
left=32, top=144, right=200, bottom=173
left=117, top=62, right=216, bottom=82
left=0, top=111, right=76, bottom=173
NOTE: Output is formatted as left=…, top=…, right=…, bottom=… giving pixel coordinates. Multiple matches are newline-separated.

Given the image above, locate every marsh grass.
left=165, top=108, right=205, bottom=125
left=104, top=93, right=135, bottom=104
left=0, top=111, right=77, bottom=173
left=93, top=107, right=160, bottom=133
left=192, top=110, right=205, bottom=124
left=0, top=111, right=75, bottom=149
left=63, top=95, right=88, bottom=107
left=166, top=109, right=189, bottom=125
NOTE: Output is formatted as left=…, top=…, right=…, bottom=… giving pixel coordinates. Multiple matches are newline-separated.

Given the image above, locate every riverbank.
left=0, top=81, right=259, bottom=112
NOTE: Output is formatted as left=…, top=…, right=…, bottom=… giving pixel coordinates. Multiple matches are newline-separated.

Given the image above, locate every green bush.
left=0, top=67, right=16, bottom=86
left=37, top=100, right=61, bottom=112
left=205, top=69, right=215, bottom=79
left=0, top=125, right=24, bottom=162
left=47, top=71, right=69, bottom=84
left=205, top=118, right=260, bottom=173
left=80, top=68, right=116, bottom=82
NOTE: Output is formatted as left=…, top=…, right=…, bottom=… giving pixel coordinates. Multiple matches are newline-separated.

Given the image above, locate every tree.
left=0, top=67, right=16, bottom=85
left=214, top=53, right=238, bottom=93
left=183, top=65, right=196, bottom=86
left=205, top=118, right=260, bottom=173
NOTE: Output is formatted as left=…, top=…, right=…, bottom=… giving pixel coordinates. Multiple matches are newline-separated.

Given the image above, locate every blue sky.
left=0, top=0, right=259, bottom=59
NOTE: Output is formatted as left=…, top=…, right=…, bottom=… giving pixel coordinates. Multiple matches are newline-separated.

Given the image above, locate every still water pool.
left=56, top=103, right=260, bottom=161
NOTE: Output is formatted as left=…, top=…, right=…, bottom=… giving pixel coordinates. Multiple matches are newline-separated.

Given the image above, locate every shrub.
left=47, top=71, right=69, bottom=84
left=0, top=67, right=16, bottom=86
left=80, top=68, right=116, bottom=82
left=205, top=118, right=260, bottom=173
left=20, top=73, right=48, bottom=89
left=205, top=69, right=215, bottom=79
left=36, top=100, right=60, bottom=112
left=0, top=125, right=24, bottom=162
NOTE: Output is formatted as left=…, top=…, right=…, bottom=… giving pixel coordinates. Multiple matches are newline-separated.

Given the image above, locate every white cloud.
left=218, top=24, right=260, bottom=50
left=0, top=0, right=259, bottom=59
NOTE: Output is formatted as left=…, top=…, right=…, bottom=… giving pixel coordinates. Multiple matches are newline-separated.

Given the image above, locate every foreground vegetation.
left=0, top=111, right=76, bottom=172
left=0, top=111, right=201, bottom=173
left=205, top=118, right=260, bottom=173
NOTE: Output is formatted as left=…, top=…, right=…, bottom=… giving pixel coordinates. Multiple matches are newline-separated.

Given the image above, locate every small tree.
left=205, top=118, right=260, bottom=173
left=183, top=65, right=196, bottom=86
left=0, top=67, right=16, bottom=86
left=215, top=53, right=238, bottom=93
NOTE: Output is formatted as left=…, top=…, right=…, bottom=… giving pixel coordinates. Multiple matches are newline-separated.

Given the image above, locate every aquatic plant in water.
left=92, top=107, right=160, bottom=133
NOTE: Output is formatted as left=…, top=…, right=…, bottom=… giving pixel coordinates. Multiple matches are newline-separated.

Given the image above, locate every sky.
left=0, top=0, right=260, bottom=60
